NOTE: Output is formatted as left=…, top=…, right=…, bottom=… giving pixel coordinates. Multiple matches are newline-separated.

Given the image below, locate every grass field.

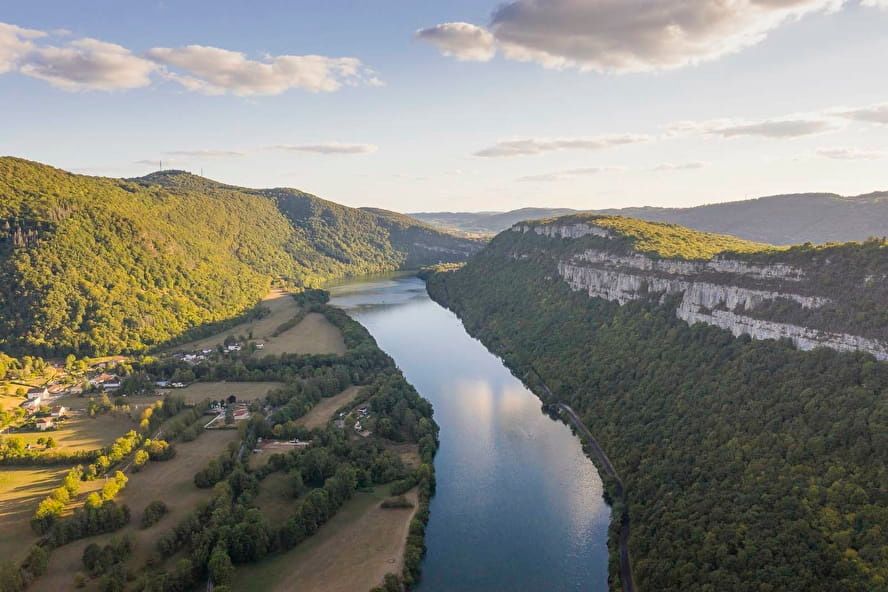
left=13, top=413, right=135, bottom=451
left=255, top=471, right=297, bottom=523
left=258, top=312, right=346, bottom=357
left=0, top=466, right=69, bottom=563
left=169, top=381, right=283, bottom=405
left=171, top=290, right=300, bottom=352
left=33, top=429, right=240, bottom=591
left=296, top=386, right=363, bottom=431
left=233, top=484, right=419, bottom=592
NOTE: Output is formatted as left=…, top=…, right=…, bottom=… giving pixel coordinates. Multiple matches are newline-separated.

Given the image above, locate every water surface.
left=329, top=275, right=610, bottom=591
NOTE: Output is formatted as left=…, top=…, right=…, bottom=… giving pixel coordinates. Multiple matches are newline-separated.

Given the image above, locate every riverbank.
left=330, top=275, right=610, bottom=591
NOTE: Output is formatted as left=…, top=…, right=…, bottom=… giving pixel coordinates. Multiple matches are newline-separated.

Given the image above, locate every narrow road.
left=556, top=403, right=636, bottom=592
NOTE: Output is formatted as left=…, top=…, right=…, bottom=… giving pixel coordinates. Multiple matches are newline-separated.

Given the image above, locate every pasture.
left=295, top=386, right=363, bottom=430
left=33, top=429, right=239, bottom=591
left=233, top=484, right=419, bottom=592
left=257, top=312, right=346, bottom=357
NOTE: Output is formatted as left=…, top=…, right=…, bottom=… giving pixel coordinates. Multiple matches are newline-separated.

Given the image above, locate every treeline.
left=428, top=244, right=888, bottom=592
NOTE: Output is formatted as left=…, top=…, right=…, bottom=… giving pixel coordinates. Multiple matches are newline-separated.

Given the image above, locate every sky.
left=1, top=0, right=887, bottom=213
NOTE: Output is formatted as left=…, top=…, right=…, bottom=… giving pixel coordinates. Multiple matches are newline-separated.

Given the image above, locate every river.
left=328, top=274, right=610, bottom=591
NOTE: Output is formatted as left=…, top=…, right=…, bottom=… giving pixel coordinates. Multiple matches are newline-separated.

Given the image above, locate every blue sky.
left=2, top=0, right=888, bottom=212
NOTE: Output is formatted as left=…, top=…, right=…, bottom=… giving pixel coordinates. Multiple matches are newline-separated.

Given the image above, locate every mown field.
left=33, top=429, right=239, bottom=591
left=170, top=290, right=300, bottom=352
left=295, top=386, right=362, bottom=430
left=12, top=414, right=133, bottom=451
left=169, top=381, right=284, bottom=405
left=233, top=484, right=419, bottom=592
left=258, top=312, right=347, bottom=357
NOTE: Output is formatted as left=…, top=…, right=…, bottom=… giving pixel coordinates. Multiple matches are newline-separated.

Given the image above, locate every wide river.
left=328, top=274, right=610, bottom=591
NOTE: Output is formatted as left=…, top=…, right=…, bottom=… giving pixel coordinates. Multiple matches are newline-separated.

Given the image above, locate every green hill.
left=0, top=157, right=481, bottom=356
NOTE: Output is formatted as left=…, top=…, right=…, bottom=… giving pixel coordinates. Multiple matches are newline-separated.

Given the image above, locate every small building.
left=50, top=406, right=67, bottom=418
left=35, top=417, right=54, bottom=431
left=27, top=387, right=48, bottom=402
left=154, top=380, right=170, bottom=388
left=255, top=343, right=265, bottom=350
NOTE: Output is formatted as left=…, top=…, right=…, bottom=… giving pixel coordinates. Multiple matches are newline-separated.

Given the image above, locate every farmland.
left=257, top=312, right=347, bottom=357
left=33, top=429, right=239, bottom=591
left=295, top=385, right=363, bottom=430
left=168, top=381, right=283, bottom=405
left=233, top=484, right=419, bottom=592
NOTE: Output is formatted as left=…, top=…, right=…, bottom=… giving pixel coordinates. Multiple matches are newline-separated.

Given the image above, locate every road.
left=556, top=403, right=636, bottom=592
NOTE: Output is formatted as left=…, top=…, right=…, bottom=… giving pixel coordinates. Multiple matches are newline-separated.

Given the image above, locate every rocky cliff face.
left=512, top=222, right=888, bottom=361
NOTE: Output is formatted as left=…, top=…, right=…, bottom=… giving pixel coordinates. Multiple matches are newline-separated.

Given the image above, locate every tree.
left=208, top=545, right=234, bottom=586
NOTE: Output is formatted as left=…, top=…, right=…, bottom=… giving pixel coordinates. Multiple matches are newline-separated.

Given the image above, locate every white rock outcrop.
left=520, top=222, right=886, bottom=360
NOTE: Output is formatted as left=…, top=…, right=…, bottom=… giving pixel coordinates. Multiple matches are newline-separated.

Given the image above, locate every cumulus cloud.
left=519, top=166, right=625, bottom=182
left=0, top=22, right=44, bottom=74
left=268, top=143, right=378, bottom=155
left=147, top=45, right=376, bottom=95
left=415, top=22, right=496, bottom=62
left=19, top=38, right=157, bottom=90
left=422, top=0, right=847, bottom=72
left=834, top=102, right=888, bottom=125
left=475, top=134, right=649, bottom=157
left=816, top=147, right=885, bottom=160
left=0, top=21, right=378, bottom=95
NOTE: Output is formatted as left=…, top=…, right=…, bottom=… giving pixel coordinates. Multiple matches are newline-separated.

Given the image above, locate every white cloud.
left=164, top=149, right=245, bottom=158
left=519, top=166, right=625, bottom=182
left=20, top=38, right=157, bottom=91
left=147, top=45, right=376, bottom=95
left=816, top=147, right=885, bottom=160
left=652, top=161, right=708, bottom=171
left=415, top=22, right=496, bottom=62
left=670, top=116, right=838, bottom=138
left=268, top=143, right=378, bottom=155
left=0, top=22, right=45, bottom=74
left=475, top=134, right=650, bottom=157
left=834, top=102, right=888, bottom=125
left=423, top=0, right=846, bottom=72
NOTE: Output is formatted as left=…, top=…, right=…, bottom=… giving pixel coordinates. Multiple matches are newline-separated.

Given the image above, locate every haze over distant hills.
left=411, top=192, right=888, bottom=245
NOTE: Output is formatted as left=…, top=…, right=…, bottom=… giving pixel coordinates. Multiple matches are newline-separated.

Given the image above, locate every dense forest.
left=426, top=225, right=888, bottom=592
left=0, top=158, right=481, bottom=356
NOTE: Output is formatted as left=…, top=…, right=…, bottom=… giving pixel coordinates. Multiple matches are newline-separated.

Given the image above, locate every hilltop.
left=0, top=157, right=481, bottom=356
left=411, top=191, right=888, bottom=245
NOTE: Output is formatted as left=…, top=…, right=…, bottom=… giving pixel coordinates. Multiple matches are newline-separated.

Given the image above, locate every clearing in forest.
left=10, top=413, right=134, bottom=452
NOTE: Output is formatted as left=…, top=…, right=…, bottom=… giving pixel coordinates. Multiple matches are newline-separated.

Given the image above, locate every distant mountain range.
left=411, top=192, right=888, bottom=245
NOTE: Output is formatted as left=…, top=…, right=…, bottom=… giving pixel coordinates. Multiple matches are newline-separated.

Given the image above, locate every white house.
left=35, top=417, right=54, bottom=431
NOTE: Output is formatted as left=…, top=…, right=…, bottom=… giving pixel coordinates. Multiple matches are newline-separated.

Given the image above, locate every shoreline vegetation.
left=1, top=289, right=439, bottom=592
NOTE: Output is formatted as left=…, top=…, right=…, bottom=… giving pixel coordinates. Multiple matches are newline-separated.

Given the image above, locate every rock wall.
left=516, top=223, right=888, bottom=361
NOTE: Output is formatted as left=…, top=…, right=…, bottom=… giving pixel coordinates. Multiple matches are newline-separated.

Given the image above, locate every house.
left=154, top=380, right=170, bottom=388
left=50, top=406, right=67, bottom=418
left=27, top=387, right=48, bottom=402
left=255, top=343, right=265, bottom=350
left=20, top=399, right=40, bottom=413
left=90, top=373, right=120, bottom=390
left=35, top=417, right=54, bottom=431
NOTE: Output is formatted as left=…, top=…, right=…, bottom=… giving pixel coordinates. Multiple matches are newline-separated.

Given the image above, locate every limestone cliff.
left=510, top=219, right=888, bottom=361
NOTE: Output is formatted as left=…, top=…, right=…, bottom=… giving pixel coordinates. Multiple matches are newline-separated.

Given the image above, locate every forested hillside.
left=426, top=219, right=888, bottom=592
left=0, top=157, right=480, bottom=356
left=412, top=191, right=888, bottom=244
